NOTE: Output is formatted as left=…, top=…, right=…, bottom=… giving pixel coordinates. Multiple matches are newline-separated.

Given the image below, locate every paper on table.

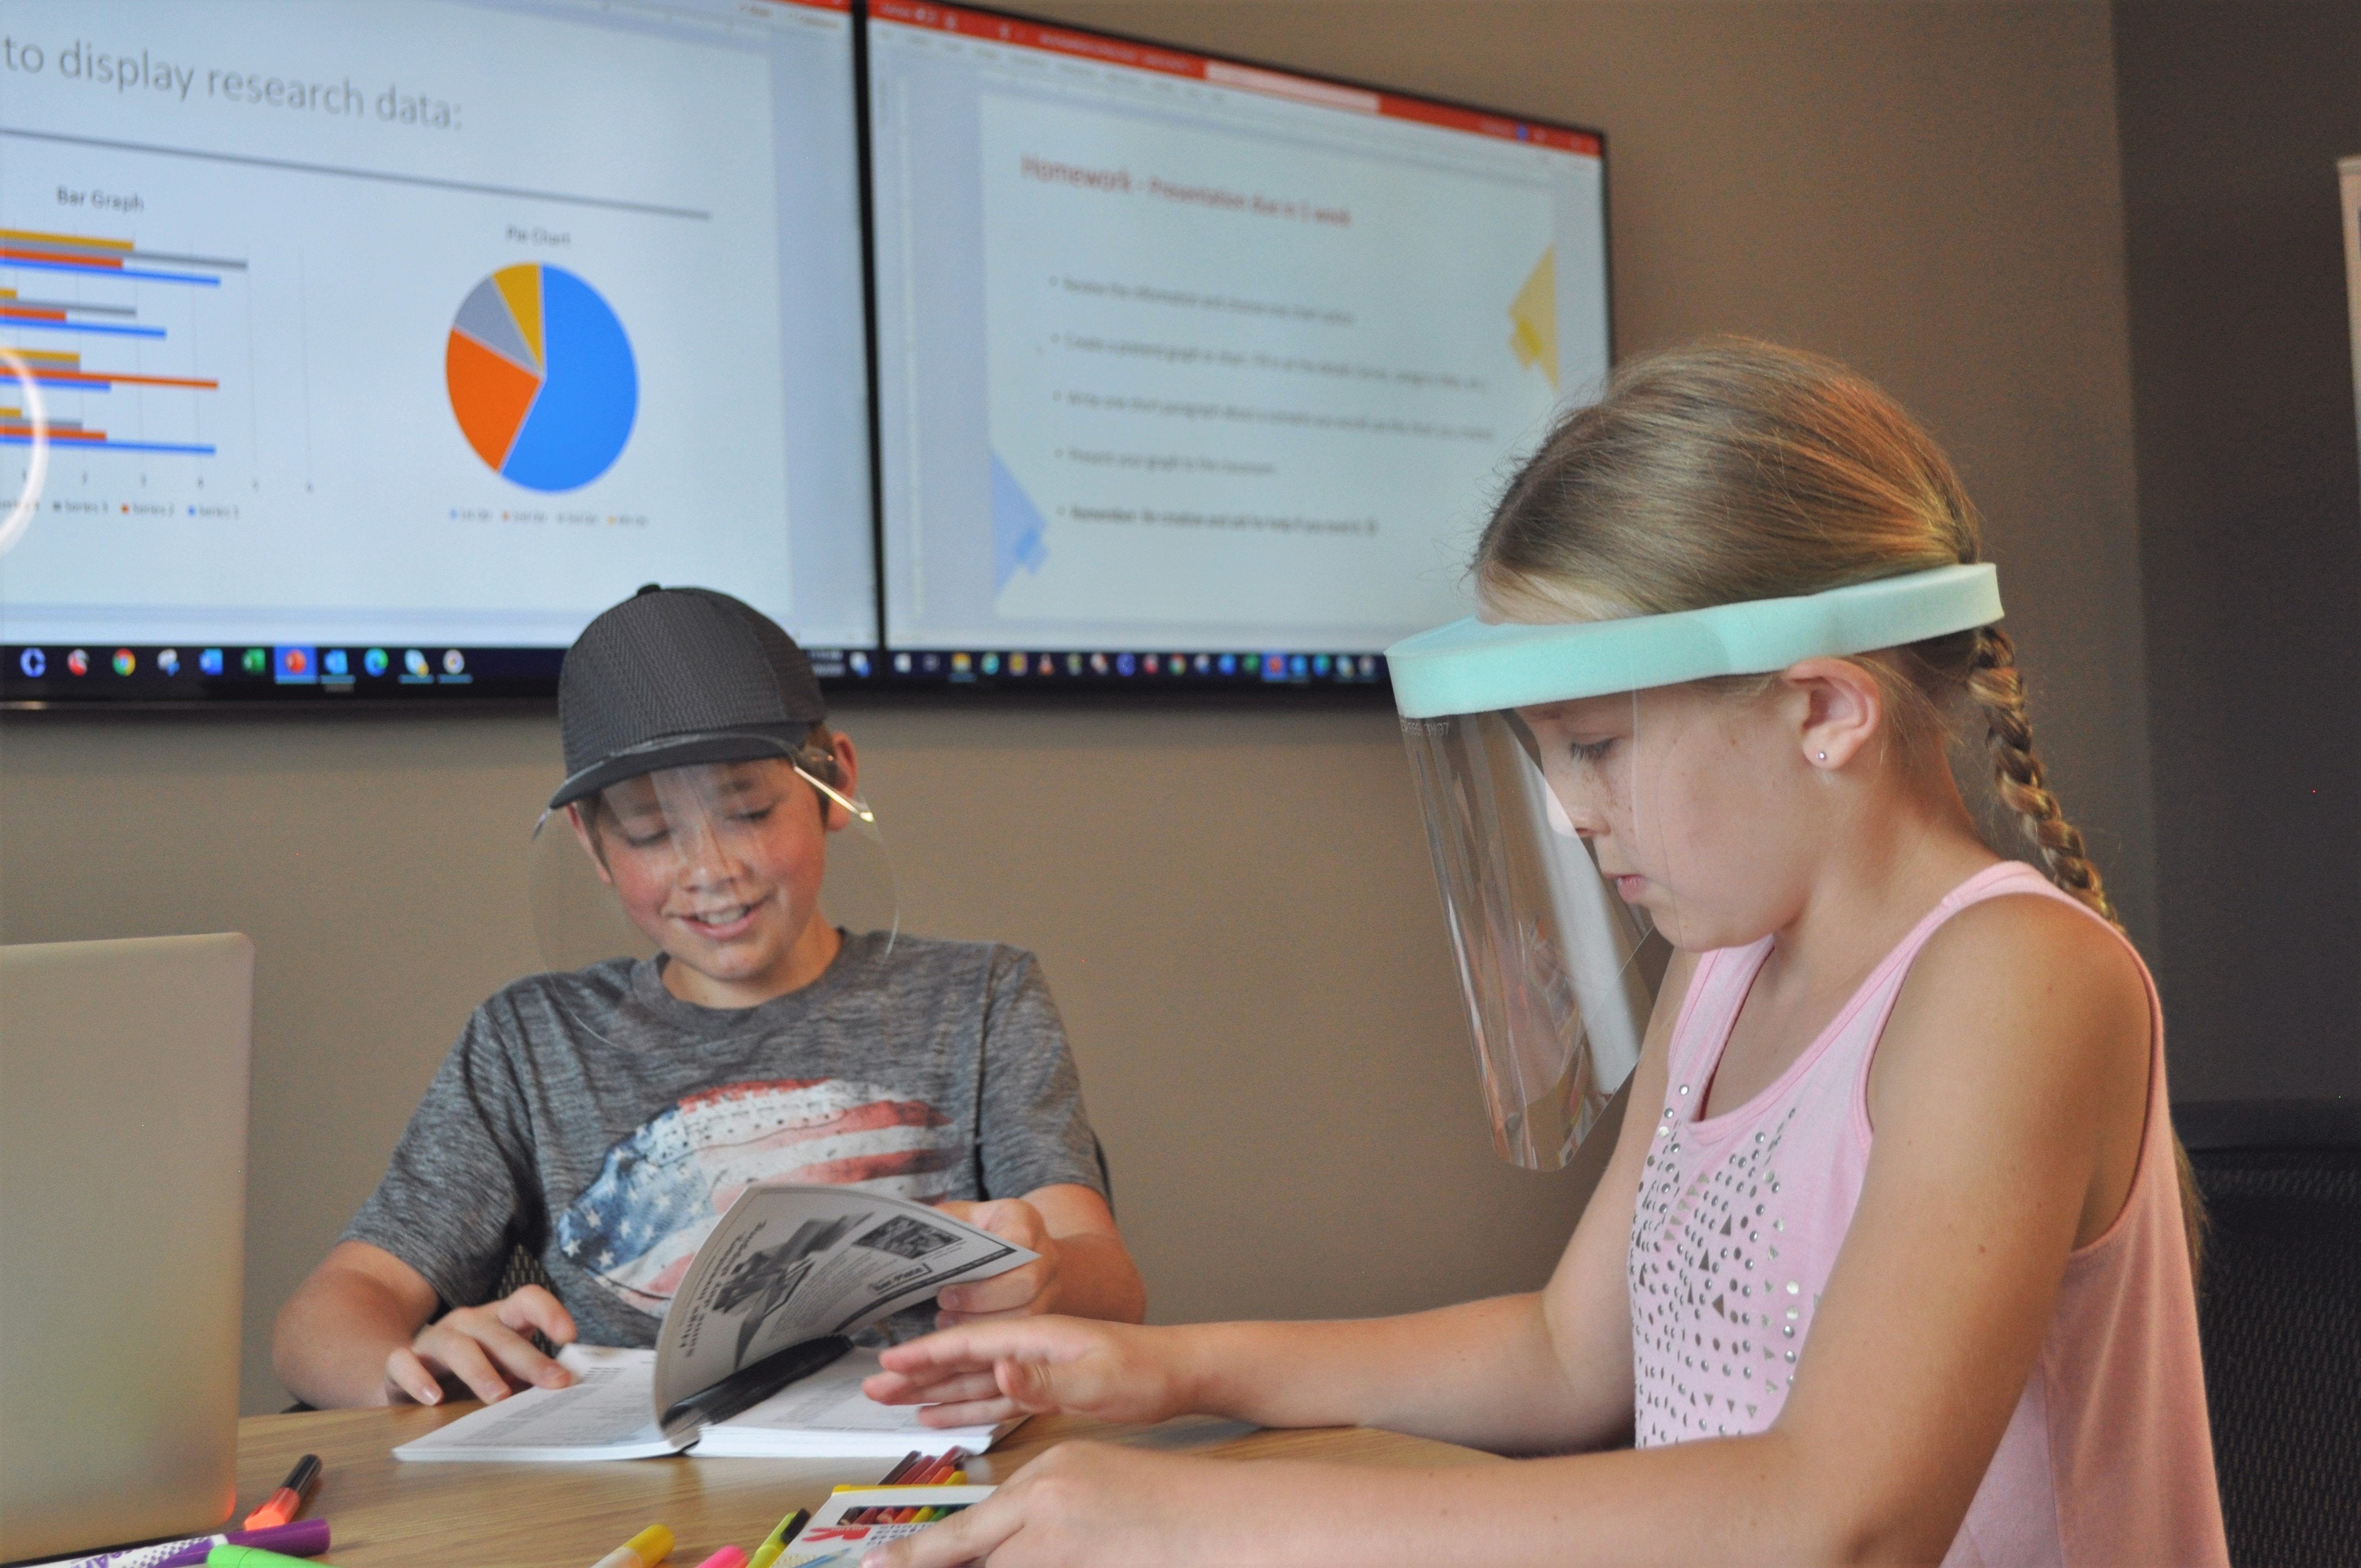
left=687, top=1348, right=1014, bottom=1458
left=395, top=1345, right=1013, bottom=1462
left=392, top=1347, right=678, bottom=1462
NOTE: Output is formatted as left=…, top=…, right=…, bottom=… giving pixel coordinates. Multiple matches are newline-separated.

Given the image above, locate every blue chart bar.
left=0, top=435, right=216, bottom=454
left=0, top=258, right=222, bottom=286
left=1, top=318, right=168, bottom=337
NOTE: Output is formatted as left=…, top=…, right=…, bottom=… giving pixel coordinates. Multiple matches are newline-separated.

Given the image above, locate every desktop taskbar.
left=2, top=641, right=1392, bottom=703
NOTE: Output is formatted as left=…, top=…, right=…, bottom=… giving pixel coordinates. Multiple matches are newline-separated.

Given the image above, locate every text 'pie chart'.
left=445, top=264, right=637, bottom=491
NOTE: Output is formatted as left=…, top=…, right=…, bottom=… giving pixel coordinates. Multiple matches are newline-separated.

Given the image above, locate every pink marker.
left=692, top=1549, right=748, bottom=1568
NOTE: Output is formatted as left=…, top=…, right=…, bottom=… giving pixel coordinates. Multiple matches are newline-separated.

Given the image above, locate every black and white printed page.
left=652, top=1184, right=1033, bottom=1418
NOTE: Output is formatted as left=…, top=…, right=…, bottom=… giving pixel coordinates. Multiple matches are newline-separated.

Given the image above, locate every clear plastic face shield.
left=530, top=732, right=899, bottom=978
left=1388, top=565, right=2004, bottom=1170
left=1401, top=703, right=1667, bottom=1168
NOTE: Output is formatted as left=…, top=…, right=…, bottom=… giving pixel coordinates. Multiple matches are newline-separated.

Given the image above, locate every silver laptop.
left=1, top=935, right=252, bottom=1564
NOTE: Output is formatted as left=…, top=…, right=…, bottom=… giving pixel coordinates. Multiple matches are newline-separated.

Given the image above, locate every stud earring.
left=1816, top=750, right=1828, bottom=763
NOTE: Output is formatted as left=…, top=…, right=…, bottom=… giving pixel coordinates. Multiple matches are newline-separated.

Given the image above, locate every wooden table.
left=231, top=1402, right=1501, bottom=1566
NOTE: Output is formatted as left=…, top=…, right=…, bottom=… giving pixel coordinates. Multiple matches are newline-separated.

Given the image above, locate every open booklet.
left=394, top=1182, right=1033, bottom=1462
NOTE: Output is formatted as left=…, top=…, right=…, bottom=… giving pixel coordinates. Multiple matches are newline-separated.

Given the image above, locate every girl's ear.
left=1782, top=657, right=1884, bottom=772
left=565, top=802, right=617, bottom=885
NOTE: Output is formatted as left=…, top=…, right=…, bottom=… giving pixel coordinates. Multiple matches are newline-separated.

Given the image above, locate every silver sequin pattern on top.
left=1628, top=1084, right=1818, bottom=1442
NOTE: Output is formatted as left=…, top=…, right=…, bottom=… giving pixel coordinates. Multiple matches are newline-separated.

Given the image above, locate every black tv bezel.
left=1, top=0, right=1611, bottom=714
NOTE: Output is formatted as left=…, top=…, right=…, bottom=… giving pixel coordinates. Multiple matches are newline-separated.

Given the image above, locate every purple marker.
left=150, top=1520, right=331, bottom=1568
left=67, top=1522, right=329, bottom=1568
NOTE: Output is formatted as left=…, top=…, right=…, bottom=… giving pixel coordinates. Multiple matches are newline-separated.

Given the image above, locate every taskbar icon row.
left=826, top=649, right=1388, bottom=684
left=10, top=643, right=481, bottom=686
left=6, top=641, right=1390, bottom=703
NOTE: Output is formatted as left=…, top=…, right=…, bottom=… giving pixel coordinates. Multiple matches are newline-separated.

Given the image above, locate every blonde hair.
left=1481, top=339, right=2201, bottom=1267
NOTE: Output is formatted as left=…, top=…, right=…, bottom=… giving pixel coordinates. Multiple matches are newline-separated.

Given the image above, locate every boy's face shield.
left=529, top=737, right=898, bottom=976
left=1402, top=698, right=1669, bottom=1170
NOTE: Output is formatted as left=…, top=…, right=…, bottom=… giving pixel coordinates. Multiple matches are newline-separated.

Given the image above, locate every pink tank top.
left=1627, top=862, right=2227, bottom=1566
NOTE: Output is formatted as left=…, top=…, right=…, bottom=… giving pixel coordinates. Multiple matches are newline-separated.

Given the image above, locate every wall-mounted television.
left=1, top=0, right=874, bottom=705
left=1, top=0, right=1609, bottom=707
left=864, top=1, right=1609, bottom=691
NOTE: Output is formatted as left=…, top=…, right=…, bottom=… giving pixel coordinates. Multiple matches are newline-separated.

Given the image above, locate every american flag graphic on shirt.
left=556, top=1077, right=963, bottom=1315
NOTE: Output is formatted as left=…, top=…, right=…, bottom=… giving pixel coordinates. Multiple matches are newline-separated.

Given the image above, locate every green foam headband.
left=1386, top=563, right=2003, bottom=720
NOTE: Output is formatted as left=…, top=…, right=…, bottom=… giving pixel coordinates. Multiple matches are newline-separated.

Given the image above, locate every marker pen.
left=242, top=1454, right=322, bottom=1529
left=153, top=1521, right=331, bottom=1568
left=745, top=1508, right=809, bottom=1568
left=591, top=1523, right=674, bottom=1568
left=206, top=1549, right=318, bottom=1568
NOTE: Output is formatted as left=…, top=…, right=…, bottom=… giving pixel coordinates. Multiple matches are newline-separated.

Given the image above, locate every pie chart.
left=445, top=264, right=637, bottom=491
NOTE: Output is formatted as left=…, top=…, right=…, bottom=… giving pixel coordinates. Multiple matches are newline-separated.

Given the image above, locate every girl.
left=860, top=342, right=2225, bottom=1566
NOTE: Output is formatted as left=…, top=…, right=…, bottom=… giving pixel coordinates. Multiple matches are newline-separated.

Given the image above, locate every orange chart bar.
left=1, top=424, right=109, bottom=442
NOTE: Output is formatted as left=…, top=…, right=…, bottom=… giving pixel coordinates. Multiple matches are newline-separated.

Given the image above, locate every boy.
left=274, top=586, right=1144, bottom=1408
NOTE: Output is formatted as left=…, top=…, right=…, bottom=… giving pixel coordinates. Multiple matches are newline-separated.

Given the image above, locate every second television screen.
left=868, top=1, right=1609, bottom=682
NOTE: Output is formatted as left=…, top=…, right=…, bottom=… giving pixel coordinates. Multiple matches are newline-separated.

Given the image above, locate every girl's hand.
left=863, top=1317, right=1191, bottom=1429
left=863, top=1442, right=1226, bottom=1568
left=384, top=1284, right=576, bottom=1405
left=929, top=1199, right=1063, bottom=1323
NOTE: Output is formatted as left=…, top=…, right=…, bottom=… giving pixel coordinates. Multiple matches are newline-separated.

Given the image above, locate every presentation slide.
left=870, top=3, right=1609, bottom=656
left=0, top=0, right=875, bottom=652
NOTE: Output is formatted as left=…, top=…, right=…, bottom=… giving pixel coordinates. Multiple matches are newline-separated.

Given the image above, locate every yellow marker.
left=590, top=1523, right=673, bottom=1568
left=746, top=1507, right=809, bottom=1568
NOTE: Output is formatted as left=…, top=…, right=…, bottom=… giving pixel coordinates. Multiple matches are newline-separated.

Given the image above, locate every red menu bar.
left=868, top=0, right=1601, bottom=156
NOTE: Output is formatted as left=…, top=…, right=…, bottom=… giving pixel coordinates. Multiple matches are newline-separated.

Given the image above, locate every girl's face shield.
left=1401, top=703, right=1667, bottom=1171
left=1387, top=565, right=2005, bottom=1170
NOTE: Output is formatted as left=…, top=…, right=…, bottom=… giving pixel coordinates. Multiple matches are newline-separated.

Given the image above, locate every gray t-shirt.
left=344, top=932, right=1105, bottom=1349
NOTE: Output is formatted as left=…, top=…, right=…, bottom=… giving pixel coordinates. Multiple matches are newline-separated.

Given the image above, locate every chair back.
left=2177, top=1098, right=2361, bottom=1568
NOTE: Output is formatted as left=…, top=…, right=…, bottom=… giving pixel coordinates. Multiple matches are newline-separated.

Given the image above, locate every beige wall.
left=0, top=1, right=2149, bottom=1415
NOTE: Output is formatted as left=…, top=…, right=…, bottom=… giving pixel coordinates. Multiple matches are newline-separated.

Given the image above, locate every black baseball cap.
left=550, top=585, right=826, bottom=809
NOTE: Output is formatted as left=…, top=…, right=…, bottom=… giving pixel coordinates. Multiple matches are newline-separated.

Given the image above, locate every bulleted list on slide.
left=975, top=91, right=1595, bottom=650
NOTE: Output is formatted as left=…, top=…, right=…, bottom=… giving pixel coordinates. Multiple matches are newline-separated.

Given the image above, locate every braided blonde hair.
left=1479, top=339, right=2199, bottom=1268
left=1967, top=627, right=2113, bottom=920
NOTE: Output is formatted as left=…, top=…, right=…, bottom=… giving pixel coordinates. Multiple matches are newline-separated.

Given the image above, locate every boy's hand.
left=862, top=1316, right=1187, bottom=1429
left=931, top=1197, right=1063, bottom=1324
left=384, top=1285, right=578, bottom=1406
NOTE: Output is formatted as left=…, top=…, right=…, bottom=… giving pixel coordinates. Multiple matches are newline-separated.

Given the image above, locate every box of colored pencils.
left=783, top=1485, right=995, bottom=1564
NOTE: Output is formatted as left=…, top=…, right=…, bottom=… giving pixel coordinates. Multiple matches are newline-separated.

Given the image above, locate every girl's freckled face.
left=1522, top=687, right=1822, bottom=951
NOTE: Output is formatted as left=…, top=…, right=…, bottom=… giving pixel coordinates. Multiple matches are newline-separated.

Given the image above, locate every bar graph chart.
left=0, top=227, right=238, bottom=458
